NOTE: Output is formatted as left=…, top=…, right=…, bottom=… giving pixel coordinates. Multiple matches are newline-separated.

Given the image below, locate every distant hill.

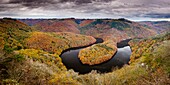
left=0, top=18, right=169, bottom=84
left=20, top=18, right=80, bottom=33
left=139, top=21, right=170, bottom=34
left=77, top=19, right=156, bottom=42
left=19, top=18, right=162, bottom=43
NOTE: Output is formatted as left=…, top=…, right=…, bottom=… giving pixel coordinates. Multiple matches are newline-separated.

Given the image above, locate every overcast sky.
left=0, top=0, right=170, bottom=21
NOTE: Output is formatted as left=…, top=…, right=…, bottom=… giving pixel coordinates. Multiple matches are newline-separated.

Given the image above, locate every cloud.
left=144, top=13, right=170, bottom=18
left=9, top=0, right=57, bottom=4
left=0, top=0, right=170, bottom=21
left=7, top=0, right=58, bottom=8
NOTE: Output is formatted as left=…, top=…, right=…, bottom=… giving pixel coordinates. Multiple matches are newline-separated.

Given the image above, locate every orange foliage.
left=79, top=20, right=95, bottom=27
left=35, top=20, right=80, bottom=33
left=25, top=32, right=96, bottom=55
left=79, top=40, right=117, bottom=65
left=25, top=32, right=66, bottom=54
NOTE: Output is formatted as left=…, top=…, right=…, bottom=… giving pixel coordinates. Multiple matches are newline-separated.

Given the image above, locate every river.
left=60, top=39, right=132, bottom=74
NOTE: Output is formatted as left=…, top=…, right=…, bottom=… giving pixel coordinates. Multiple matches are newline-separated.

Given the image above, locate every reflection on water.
left=60, top=46, right=131, bottom=74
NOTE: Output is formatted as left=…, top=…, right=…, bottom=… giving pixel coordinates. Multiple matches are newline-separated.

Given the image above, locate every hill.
left=0, top=18, right=96, bottom=84
left=19, top=18, right=159, bottom=43
left=20, top=19, right=80, bottom=33
left=139, top=21, right=170, bottom=34
left=78, top=19, right=157, bottom=42
left=0, top=18, right=169, bottom=84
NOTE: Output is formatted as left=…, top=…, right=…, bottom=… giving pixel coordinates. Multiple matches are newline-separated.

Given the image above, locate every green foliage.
left=91, top=19, right=103, bottom=25
left=3, top=44, right=14, bottom=53
left=110, top=21, right=130, bottom=30
left=13, top=54, right=25, bottom=62
left=3, top=43, right=23, bottom=53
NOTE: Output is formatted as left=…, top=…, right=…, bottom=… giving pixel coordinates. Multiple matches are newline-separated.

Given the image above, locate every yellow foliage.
left=14, top=49, right=66, bottom=71
left=79, top=40, right=117, bottom=65
left=49, top=70, right=80, bottom=85
left=25, top=32, right=96, bottom=55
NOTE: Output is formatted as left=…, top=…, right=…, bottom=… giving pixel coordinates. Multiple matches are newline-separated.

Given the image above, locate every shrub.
left=153, top=40, right=170, bottom=75
left=3, top=44, right=14, bottom=53
left=13, top=54, right=25, bottom=62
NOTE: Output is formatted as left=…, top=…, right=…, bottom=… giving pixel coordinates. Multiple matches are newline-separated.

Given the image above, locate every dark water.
left=60, top=46, right=131, bottom=74
left=60, top=38, right=103, bottom=55
left=117, top=39, right=132, bottom=48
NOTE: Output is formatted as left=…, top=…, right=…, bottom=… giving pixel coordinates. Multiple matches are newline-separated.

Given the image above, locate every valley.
left=0, top=18, right=169, bottom=85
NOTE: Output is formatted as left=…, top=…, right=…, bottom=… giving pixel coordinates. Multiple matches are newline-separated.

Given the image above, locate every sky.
left=0, top=0, right=170, bottom=21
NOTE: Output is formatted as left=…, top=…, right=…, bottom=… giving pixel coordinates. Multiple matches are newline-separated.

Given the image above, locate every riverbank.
left=60, top=39, right=132, bottom=74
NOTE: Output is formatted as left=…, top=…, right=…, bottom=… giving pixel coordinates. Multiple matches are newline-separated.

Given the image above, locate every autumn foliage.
left=78, top=41, right=117, bottom=65
left=20, top=19, right=162, bottom=43
left=25, top=19, right=80, bottom=33
left=14, top=49, right=66, bottom=71
left=25, top=32, right=96, bottom=55
left=129, top=33, right=170, bottom=64
left=1, top=18, right=170, bottom=84
left=0, top=18, right=96, bottom=84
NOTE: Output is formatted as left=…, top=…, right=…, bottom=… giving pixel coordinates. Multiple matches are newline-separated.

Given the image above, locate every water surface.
left=60, top=46, right=131, bottom=74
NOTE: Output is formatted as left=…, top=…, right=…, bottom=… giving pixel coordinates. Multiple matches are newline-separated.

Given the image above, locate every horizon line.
left=1, top=17, right=170, bottom=22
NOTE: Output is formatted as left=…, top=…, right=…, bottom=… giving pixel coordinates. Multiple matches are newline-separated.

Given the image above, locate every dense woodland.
left=0, top=18, right=169, bottom=84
